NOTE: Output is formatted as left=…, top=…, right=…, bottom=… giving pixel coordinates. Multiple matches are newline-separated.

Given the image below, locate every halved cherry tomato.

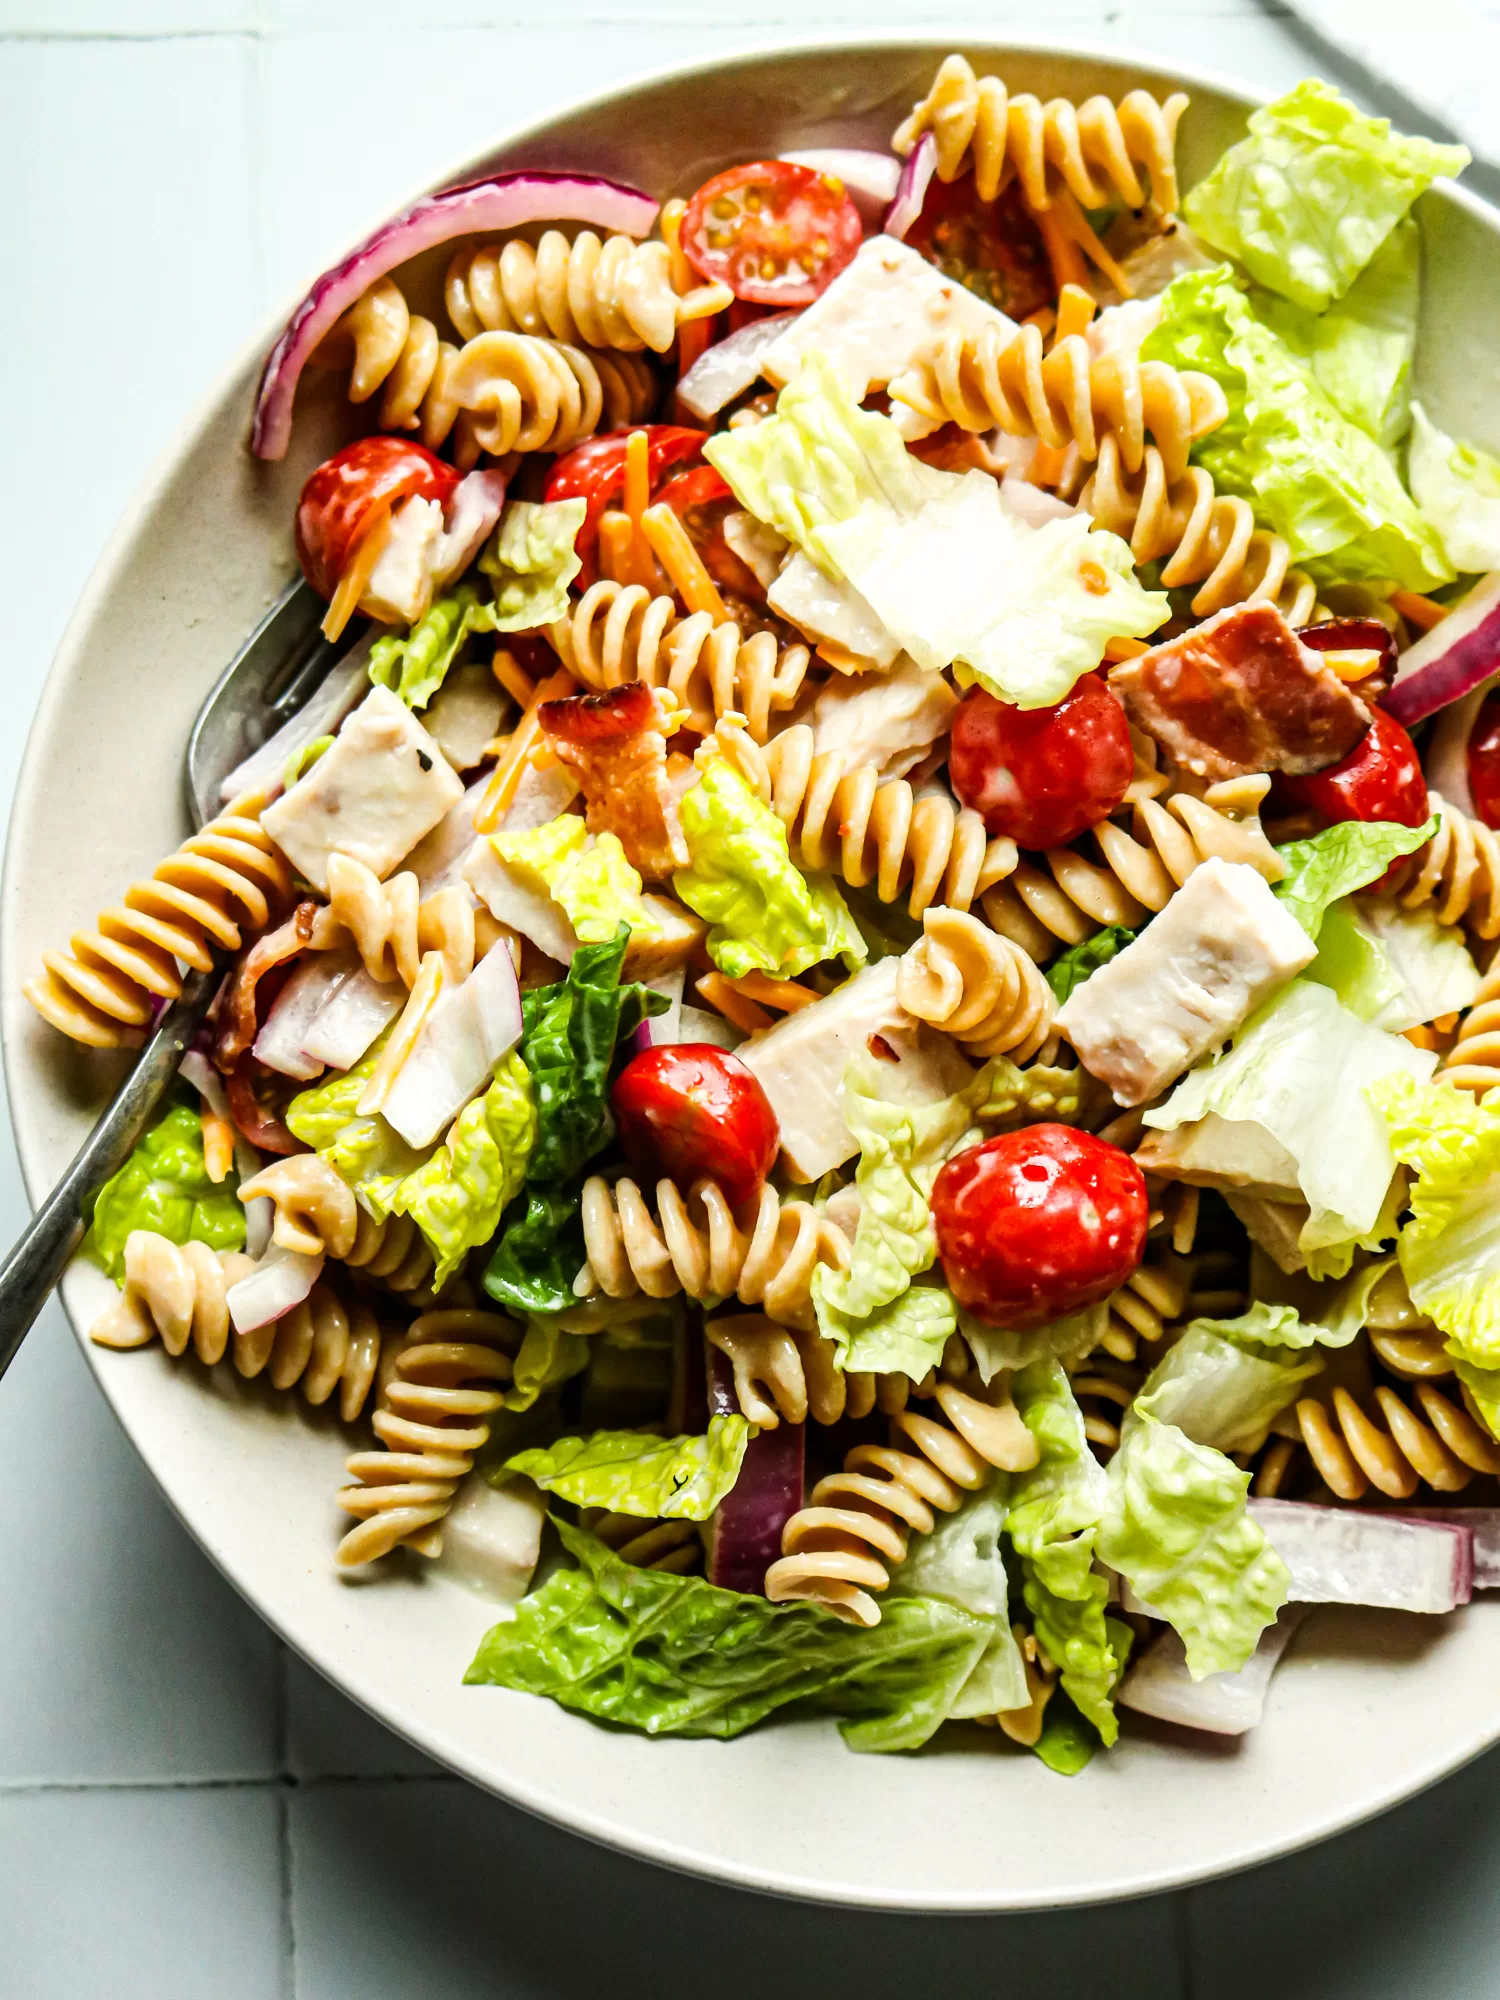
left=932, top=1126, right=1148, bottom=1331
left=904, top=172, right=1053, bottom=320
left=948, top=677, right=1135, bottom=849
left=681, top=160, right=861, bottom=307
left=544, top=425, right=708, bottom=582
left=612, top=1044, right=779, bottom=1209
left=1282, top=706, right=1429, bottom=829
left=295, top=437, right=459, bottom=602
left=1469, top=692, right=1500, bottom=829
left=655, top=463, right=763, bottom=601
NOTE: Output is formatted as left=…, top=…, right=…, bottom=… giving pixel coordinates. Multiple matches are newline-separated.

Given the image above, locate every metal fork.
left=0, top=579, right=360, bottom=1378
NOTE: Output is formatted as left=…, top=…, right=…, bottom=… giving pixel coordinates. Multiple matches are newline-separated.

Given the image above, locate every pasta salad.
left=35, top=55, right=1500, bottom=1771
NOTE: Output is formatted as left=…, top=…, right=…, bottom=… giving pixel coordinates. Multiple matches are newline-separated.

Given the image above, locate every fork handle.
left=0, top=968, right=221, bottom=1381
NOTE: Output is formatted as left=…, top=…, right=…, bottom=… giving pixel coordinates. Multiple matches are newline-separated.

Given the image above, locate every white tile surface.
left=3, top=4, right=1500, bottom=1996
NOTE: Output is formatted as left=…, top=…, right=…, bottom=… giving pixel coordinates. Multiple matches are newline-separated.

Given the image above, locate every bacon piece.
left=539, top=683, right=689, bottom=880
left=214, top=902, right=319, bottom=1070
left=1109, top=601, right=1372, bottom=782
left=225, top=1056, right=301, bottom=1156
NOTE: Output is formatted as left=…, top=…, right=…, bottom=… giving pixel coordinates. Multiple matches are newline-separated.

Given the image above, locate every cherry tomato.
left=655, top=463, right=763, bottom=601
left=544, top=425, right=708, bottom=583
left=612, top=1045, right=779, bottom=1209
left=1468, top=692, right=1500, bottom=829
left=681, top=160, right=862, bottom=307
left=294, top=437, right=458, bottom=602
left=949, top=677, right=1134, bottom=849
left=931, top=1126, right=1148, bottom=1331
left=903, top=173, right=1052, bottom=320
left=1281, top=705, right=1428, bottom=829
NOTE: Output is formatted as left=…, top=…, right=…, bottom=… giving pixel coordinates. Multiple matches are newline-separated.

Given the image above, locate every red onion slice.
left=179, top=1048, right=233, bottom=1123
left=1422, top=674, right=1495, bottom=817
left=629, top=966, right=685, bottom=1054
left=1119, top=1607, right=1308, bottom=1735
left=252, top=171, right=660, bottom=460
left=300, top=966, right=405, bottom=1071
left=779, top=148, right=901, bottom=226
left=1250, top=1499, right=1474, bottom=1613
left=431, top=468, right=510, bottom=590
left=676, top=309, right=800, bottom=421
left=253, top=951, right=360, bottom=1079
left=1396, top=1509, right=1500, bottom=1589
left=704, top=1339, right=804, bottom=1595
left=1386, top=571, right=1500, bottom=726
left=227, top=1244, right=324, bottom=1334
left=883, top=132, right=936, bottom=241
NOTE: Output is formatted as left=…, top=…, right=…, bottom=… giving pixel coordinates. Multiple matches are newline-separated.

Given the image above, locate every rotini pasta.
left=549, top=581, right=813, bottom=741
left=1387, top=793, right=1500, bottom=939
left=310, top=275, right=466, bottom=452
left=976, top=1627, right=1057, bottom=1747
left=893, top=53, right=1188, bottom=215
left=24, top=791, right=291, bottom=1047
left=1437, top=949, right=1500, bottom=1095
left=324, top=854, right=476, bottom=988
left=895, top=905, right=1056, bottom=1060
left=1064, top=1358, right=1142, bottom=1456
left=581, top=1507, right=702, bottom=1574
left=1082, top=433, right=1318, bottom=625
left=1280, top=1380, right=1500, bottom=1500
left=446, top=231, right=730, bottom=355
left=577, top=1175, right=851, bottom=1333
left=91, top=1230, right=387, bottom=1423
left=705, top=1311, right=895, bottom=1427
left=890, top=320, right=1226, bottom=482
left=336, top=1307, right=518, bottom=1566
left=237, top=1153, right=356, bottom=1259
left=765, top=1386, right=1041, bottom=1625
left=444, top=330, right=656, bottom=457
left=344, top=1208, right=438, bottom=1295
left=982, top=777, right=1284, bottom=961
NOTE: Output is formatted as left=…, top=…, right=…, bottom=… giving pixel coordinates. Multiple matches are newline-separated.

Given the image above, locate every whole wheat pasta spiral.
left=896, top=906, right=1056, bottom=1060
left=705, top=1311, right=896, bottom=1428
left=578, top=1175, right=851, bottom=1333
left=324, top=855, right=476, bottom=988
left=238, top=1153, right=357, bottom=1259
left=444, top=330, right=654, bottom=457
left=92, top=1231, right=387, bottom=1423
left=446, top=232, right=729, bottom=355
left=549, top=581, right=813, bottom=742
left=893, top=53, right=1188, bottom=214
left=1385, top=793, right=1500, bottom=939
left=982, top=777, right=1284, bottom=961
left=765, top=1386, right=1041, bottom=1626
left=1276, top=1381, right=1500, bottom=1500
left=344, top=1208, right=437, bottom=1295
left=1437, top=950, right=1500, bottom=1096
left=582, top=1508, right=702, bottom=1574
left=310, top=275, right=466, bottom=452
left=891, top=321, right=1226, bottom=482
left=336, top=1307, right=518, bottom=1566
left=729, top=723, right=1015, bottom=919
left=1063, top=1357, right=1143, bottom=1457
left=1082, top=434, right=1317, bottom=625
left=24, top=791, right=291, bottom=1048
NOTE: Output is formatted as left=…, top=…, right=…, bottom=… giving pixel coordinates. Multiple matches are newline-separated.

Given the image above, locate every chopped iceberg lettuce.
left=1142, top=266, right=1453, bottom=590
left=1408, top=401, right=1500, bottom=573
left=1220, top=1258, right=1393, bottom=1350
left=505, top=1413, right=749, bottom=1521
left=1310, top=894, right=1479, bottom=1031
left=1274, top=815, right=1437, bottom=940
left=286, top=1030, right=430, bottom=1218
left=674, top=758, right=866, bottom=979
left=1182, top=78, right=1467, bottom=311
left=959, top=1302, right=1107, bottom=1382
left=90, top=1095, right=245, bottom=1282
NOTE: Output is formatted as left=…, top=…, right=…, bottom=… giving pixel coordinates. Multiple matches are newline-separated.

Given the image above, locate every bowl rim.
left=7, top=27, right=1500, bottom=1912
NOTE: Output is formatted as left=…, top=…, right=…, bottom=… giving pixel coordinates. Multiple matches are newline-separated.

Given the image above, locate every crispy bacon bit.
left=1108, top=601, right=1372, bottom=782
left=868, top=1033, right=900, bottom=1062
left=214, top=902, right=319, bottom=1071
left=908, top=423, right=1009, bottom=477
left=225, top=1056, right=301, bottom=1156
left=540, top=684, right=689, bottom=879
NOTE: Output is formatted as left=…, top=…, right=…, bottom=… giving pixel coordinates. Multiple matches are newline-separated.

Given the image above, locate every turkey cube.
left=1056, top=858, right=1316, bottom=1106
left=262, top=685, right=462, bottom=892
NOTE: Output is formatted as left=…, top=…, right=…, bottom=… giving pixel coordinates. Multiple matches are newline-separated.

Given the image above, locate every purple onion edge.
left=883, top=132, right=935, bottom=241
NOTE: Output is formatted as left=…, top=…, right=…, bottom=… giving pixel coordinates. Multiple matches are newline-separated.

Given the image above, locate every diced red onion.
left=251, top=171, right=660, bottom=459
left=1386, top=571, right=1500, bottom=726
left=1250, top=1499, right=1475, bottom=1613
left=883, top=132, right=935, bottom=241
left=226, top=1243, right=324, bottom=1333
left=676, top=310, right=800, bottom=421
left=1396, top=1509, right=1500, bottom=1588
left=217, top=635, right=374, bottom=809
left=252, top=951, right=360, bottom=1078
left=1423, top=675, right=1494, bottom=818
left=778, top=148, right=901, bottom=226
left=381, top=941, right=524, bottom=1149
left=1119, top=1607, right=1308, bottom=1734
left=299, top=966, right=404, bottom=1071
left=704, top=1340, right=804, bottom=1595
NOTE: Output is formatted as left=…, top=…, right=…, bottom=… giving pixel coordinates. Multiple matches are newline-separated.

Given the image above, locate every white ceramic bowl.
left=7, top=35, right=1500, bottom=1912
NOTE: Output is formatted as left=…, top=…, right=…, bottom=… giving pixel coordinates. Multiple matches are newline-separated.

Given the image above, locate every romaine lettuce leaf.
left=392, top=1051, right=535, bottom=1285
left=1144, top=979, right=1434, bottom=1258
left=964, top=1057, right=1088, bottom=1128
left=478, top=498, right=586, bottom=629
left=1222, top=1256, right=1393, bottom=1350
left=1098, top=1406, right=1291, bottom=1679
left=674, top=758, right=866, bottom=979
left=505, top=1413, right=749, bottom=1521
left=1142, top=266, right=1453, bottom=589
left=1045, top=924, right=1136, bottom=1004
left=1253, top=220, right=1419, bottom=448
left=1033, top=1668, right=1131, bottom=1777
left=1008, top=1359, right=1124, bottom=1743
left=959, top=1302, right=1107, bottom=1383
left=884, top=1477, right=1029, bottom=1719
left=368, top=582, right=500, bottom=711
left=466, top=1515, right=989, bottom=1752
left=506, top=1313, right=590, bottom=1413
left=810, top=1057, right=974, bottom=1375
left=1455, top=1359, right=1500, bottom=1442
left=490, top=813, right=653, bottom=946
left=1367, top=1070, right=1500, bottom=1367
left=1310, top=894, right=1479, bottom=1031
left=1182, top=78, right=1467, bottom=311
left=286, top=1029, right=430, bottom=1218
left=1132, top=1323, right=1320, bottom=1454
left=89, top=1095, right=245, bottom=1282
left=283, top=734, right=333, bottom=788
left=485, top=1188, right=588, bottom=1320
left=1408, top=400, right=1500, bottom=572
left=1274, top=817, right=1437, bottom=939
